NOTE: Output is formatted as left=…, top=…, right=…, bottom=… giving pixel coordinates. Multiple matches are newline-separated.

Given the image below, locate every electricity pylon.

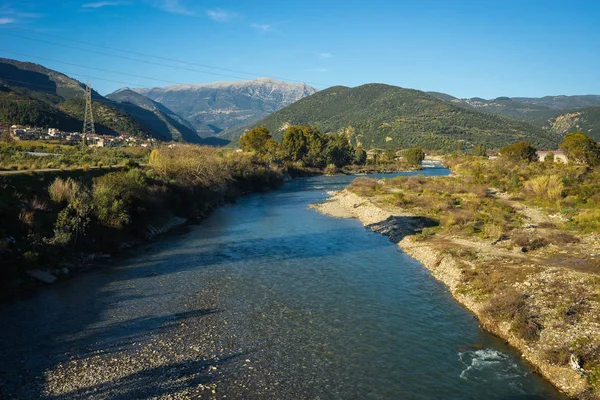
left=82, top=82, right=95, bottom=147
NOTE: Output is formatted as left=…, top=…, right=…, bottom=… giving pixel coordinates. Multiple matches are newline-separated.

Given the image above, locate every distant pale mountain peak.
left=131, top=78, right=317, bottom=136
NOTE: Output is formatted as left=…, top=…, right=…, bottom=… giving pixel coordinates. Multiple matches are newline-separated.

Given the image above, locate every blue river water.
left=0, top=168, right=566, bottom=399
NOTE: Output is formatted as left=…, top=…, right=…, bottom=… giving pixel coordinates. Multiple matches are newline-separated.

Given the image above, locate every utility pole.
left=82, top=81, right=95, bottom=148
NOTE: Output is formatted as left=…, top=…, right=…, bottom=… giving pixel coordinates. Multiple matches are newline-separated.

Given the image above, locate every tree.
left=353, top=147, right=367, bottom=165
left=403, top=147, right=425, bottom=166
left=471, top=144, right=487, bottom=157
left=500, top=141, right=537, bottom=162
left=560, top=132, right=600, bottom=166
left=264, top=139, right=284, bottom=163
left=304, top=126, right=329, bottom=167
left=325, top=133, right=353, bottom=167
left=240, top=126, right=272, bottom=154
left=382, top=149, right=396, bottom=164
left=282, top=125, right=308, bottom=162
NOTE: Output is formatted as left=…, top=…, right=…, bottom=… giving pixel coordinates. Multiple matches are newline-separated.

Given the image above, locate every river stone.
left=26, top=269, right=57, bottom=284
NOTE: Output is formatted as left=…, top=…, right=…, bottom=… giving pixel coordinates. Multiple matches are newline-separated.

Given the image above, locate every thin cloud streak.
left=206, top=8, right=235, bottom=22
left=319, top=52, right=333, bottom=58
left=82, top=2, right=127, bottom=8
left=0, top=4, right=42, bottom=24
left=305, top=67, right=331, bottom=72
left=250, top=23, right=270, bottom=31
left=150, top=0, right=195, bottom=16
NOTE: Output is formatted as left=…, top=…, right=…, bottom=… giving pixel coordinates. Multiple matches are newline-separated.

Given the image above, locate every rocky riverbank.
left=313, top=189, right=599, bottom=399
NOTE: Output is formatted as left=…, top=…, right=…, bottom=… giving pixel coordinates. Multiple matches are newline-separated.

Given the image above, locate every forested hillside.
left=220, top=84, right=557, bottom=150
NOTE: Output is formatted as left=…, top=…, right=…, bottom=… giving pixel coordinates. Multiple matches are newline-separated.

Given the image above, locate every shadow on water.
left=43, top=354, right=242, bottom=400
left=61, top=308, right=221, bottom=358
left=108, top=227, right=399, bottom=283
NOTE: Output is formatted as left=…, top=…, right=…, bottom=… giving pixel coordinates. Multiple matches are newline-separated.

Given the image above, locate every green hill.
left=428, top=92, right=562, bottom=125
left=219, top=84, right=557, bottom=150
left=545, top=107, right=600, bottom=141
left=0, top=58, right=202, bottom=141
left=59, top=98, right=156, bottom=137
left=0, top=86, right=80, bottom=130
left=106, top=88, right=202, bottom=142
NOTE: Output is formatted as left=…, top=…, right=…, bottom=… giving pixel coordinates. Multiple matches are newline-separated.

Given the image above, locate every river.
left=0, top=169, right=566, bottom=399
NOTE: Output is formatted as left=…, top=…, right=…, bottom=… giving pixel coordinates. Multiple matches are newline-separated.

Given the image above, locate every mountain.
left=512, top=95, right=600, bottom=110
left=219, top=84, right=557, bottom=151
left=428, top=92, right=562, bottom=124
left=0, top=58, right=97, bottom=102
left=544, top=107, right=600, bottom=141
left=0, top=85, right=81, bottom=131
left=0, top=58, right=202, bottom=141
left=132, top=78, right=317, bottom=136
left=106, top=88, right=202, bottom=143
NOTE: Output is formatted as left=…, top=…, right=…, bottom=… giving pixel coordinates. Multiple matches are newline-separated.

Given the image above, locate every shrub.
left=523, top=175, right=564, bottom=205
left=573, top=209, right=600, bottom=232
left=484, top=289, right=527, bottom=320
left=500, top=141, right=537, bottom=162
left=149, top=145, right=231, bottom=188
left=240, top=126, right=272, bottom=153
left=560, top=132, right=600, bottom=166
left=53, top=189, right=92, bottom=246
left=511, top=314, right=541, bottom=341
left=48, top=178, right=82, bottom=204
left=403, top=147, right=425, bottom=166
left=348, top=178, right=383, bottom=196
left=511, top=230, right=548, bottom=250
left=543, top=346, right=571, bottom=366
left=92, top=169, right=147, bottom=229
left=546, top=231, right=580, bottom=245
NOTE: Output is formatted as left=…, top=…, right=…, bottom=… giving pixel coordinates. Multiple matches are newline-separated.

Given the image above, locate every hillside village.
left=1, top=124, right=157, bottom=147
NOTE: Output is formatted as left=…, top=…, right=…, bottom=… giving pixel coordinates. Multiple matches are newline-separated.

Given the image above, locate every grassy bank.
left=0, top=141, right=151, bottom=171
left=0, top=145, right=283, bottom=297
left=321, top=156, right=600, bottom=399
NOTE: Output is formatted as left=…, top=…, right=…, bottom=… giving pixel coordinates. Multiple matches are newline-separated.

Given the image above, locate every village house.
left=536, top=150, right=568, bottom=163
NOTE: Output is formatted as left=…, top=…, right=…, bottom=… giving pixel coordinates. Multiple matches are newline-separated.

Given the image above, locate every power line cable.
left=0, top=70, right=152, bottom=90
left=0, top=31, right=254, bottom=82
left=0, top=29, right=331, bottom=88
left=11, top=27, right=269, bottom=78
left=0, top=49, right=191, bottom=86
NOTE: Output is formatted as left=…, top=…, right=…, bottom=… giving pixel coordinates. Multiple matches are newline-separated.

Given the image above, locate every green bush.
left=403, top=147, right=425, bottom=166
left=500, top=141, right=537, bottom=162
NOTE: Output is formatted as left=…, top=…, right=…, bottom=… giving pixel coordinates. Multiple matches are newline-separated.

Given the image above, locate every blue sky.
left=0, top=0, right=599, bottom=98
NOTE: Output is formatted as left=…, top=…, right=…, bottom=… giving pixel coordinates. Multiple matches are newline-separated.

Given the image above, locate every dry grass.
left=511, top=230, right=549, bottom=250
left=546, top=231, right=580, bottom=245
left=523, top=175, right=564, bottom=205
left=48, top=177, right=82, bottom=204
left=347, top=177, right=383, bottom=197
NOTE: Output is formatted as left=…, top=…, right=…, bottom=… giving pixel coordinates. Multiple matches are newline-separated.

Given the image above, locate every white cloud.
left=150, top=0, right=195, bottom=15
left=206, top=8, right=235, bottom=22
left=250, top=23, right=270, bottom=31
left=82, top=2, right=125, bottom=8
left=319, top=52, right=333, bottom=58
left=0, top=4, right=41, bottom=24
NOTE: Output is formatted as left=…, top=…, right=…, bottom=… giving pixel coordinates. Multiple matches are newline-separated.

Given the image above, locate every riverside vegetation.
left=316, top=133, right=600, bottom=399
left=0, top=126, right=418, bottom=297
left=0, top=144, right=283, bottom=297
left=0, top=140, right=151, bottom=171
